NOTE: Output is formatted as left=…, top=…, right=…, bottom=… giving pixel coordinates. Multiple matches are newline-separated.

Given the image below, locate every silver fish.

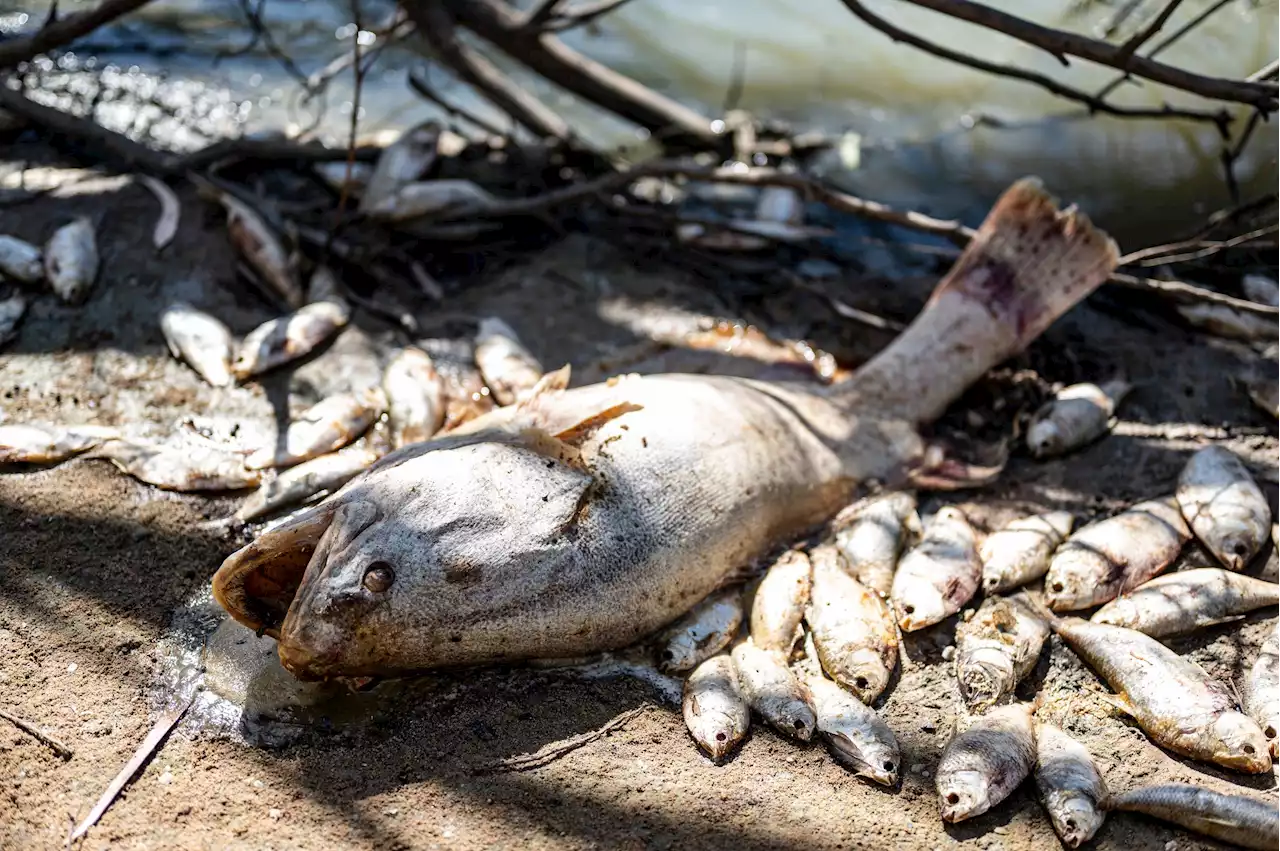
left=1052, top=617, right=1271, bottom=773
left=246, top=388, right=386, bottom=470
left=832, top=491, right=921, bottom=596
left=892, top=506, right=982, bottom=631
left=1044, top=496, right=1190, bottom=612
left=979, top=510, right=1074, bottom=593
left=160, top=302, right=235, bottom=387
left=1104, top=784, right=1278, bottom=851
left=236, top=444, right=385, bottom=523
left=807, top=544, right=898, bottom=703
left=674, top=223, right=769, bottom=252
left=749, top=549, right=812, bottom=656
left=474, top=317, right=544, bottom=406
left=955, top=594, right=1048, bottom=712
left=1035, top=723, right=1106, bottom=849
left=1091, top=569, right=1280, bottom=638
left=682, top=653, right=750, bottom=760
left=359, top=121, right=441, bottom=213
left=365, top=179, right=497, bottom=222
left=731, top=639, right=816, bottom=742
left=383, top=347, right=446, bottom=448
left=1242, top=628, right=1278, bottom=759
left=0, top=423, right=120, bottom=464
left=1177, top=303, right=1277, bottom=343
left=1026, top=380, right=1129, bottom=458
left=96, top=438, right=261, bottom=491
left=44, top=217, right=98, bottom=304
left=231, top=300, right=351, bottom=381
left=1176, top=445, right=1272, bottom=571
left=0, top=234, right=43, bottom=282
left=1242, top=274, right=1279, bottom=307
left=657, top=588, right=743, bottom=673
left=417, top=337, right=496, bottom=432
left=936, top=702, right=1036, bottom=823
left=804, top=670, right=900, bottom=786
left=217, top=192, right=303, bottom=309
left=0, top=291, right=25, bottom=347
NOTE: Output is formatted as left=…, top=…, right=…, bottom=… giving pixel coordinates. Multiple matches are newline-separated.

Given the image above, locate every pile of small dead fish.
left=0, top=218, right=100, bottom=344
left=666, top=444, right=1277, bottom=849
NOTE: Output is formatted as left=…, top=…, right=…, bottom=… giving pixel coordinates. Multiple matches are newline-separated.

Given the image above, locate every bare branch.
left=1115, top=0, right=1184, bottom=62
left=0, top=0, right=155, bottom=68
left=1109, top=272, right=1279, bottom=317
left=1120, top=223, right=1279, bottom=267
left=408, top=66, right=509, bottom=138
left=1248, top=60, right=1280, bottom=83
left=522, top=0, right=565, bottom=30
left=541, top=0, right=641, bottom=33
left=837, top=0, right=1231, bottom=127
left=1094, top=0, right=1237, bottom=101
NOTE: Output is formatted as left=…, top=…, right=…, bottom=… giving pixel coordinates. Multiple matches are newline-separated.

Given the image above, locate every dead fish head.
left=1048, top=794, right=1103, bottom=849
left=826, top=730, right=899, bottom=787
left=842, top=648, right=892, bottom=704
left=937, top=769, right=989, bottom=822
left=1208, top=711, right=1274, bottom=773
left=213, top=428, right=596, bottom=680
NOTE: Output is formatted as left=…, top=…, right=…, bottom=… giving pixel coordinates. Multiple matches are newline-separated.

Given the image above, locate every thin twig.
left=1120, top=223, right=1279, bottom=267
left=1248, top=60, right=1280, bottom=83
left=1115, top=0, right=1185, bottom=63
left=334, top=0, right=366, bottom=232
left=217, top=0, right=311, bottom=89
left=1109, top=272, right=1279, bottom=317
left=0, top=707, right=74, bottom=759
left=479, top=706, right=646, bottom=773
left=1093, top=0, right=1237, bottom=101
left=0, top=0, right=155, bottom=68
left=303, top=9, right=414, bottom=104
left=540, top=0, right=641, bottom=33
left=1221, top=109, right=1268, bottom=205
left=408, top=65, right=510, bottom=138
left=522, top=0, right=564, bottom=30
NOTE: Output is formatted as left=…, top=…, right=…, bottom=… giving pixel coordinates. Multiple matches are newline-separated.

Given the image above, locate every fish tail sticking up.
left=1012, top=589, right=1062, bottom=633
left=834, top=179, right=1120, bottom=426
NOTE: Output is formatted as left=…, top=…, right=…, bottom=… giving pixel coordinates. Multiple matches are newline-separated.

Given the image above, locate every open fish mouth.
left=212, top=503, right=337, bottom=638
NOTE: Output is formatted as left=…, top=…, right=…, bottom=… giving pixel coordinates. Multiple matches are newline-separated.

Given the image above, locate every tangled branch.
left=0, top=0, right=156, bottom=69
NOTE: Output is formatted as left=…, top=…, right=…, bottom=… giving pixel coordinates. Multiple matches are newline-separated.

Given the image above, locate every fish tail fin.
left=1011, top=589, right=1063, bottom=633
left=836, top=179, right=1119, bottom=425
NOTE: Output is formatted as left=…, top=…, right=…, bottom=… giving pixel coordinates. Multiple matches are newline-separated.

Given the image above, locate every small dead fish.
left=749, top=549, right=812, bottom=656
left=1052, top=617, right=1271, bottom=773
left=418, top=338, right=496, bottom=431
left=235, top=444, right=384, bottom=522
left=217, top=192, right=303, bottom=309
left=138, top=175, right=180, bottom=251
left=804, top=671, right=900, bottom=786
left=231, top=300, right=351, bottom=381
left=246, top=388, right=386, bottom=470
left=96, top=438, right=260, bottom=491
left=1091, top=569, right=1279, bottom=638
left=365, top=179, right=497, bottom=222
left=1242, top=629, right=1278, bottom=759
left=1026, top=381, right=1129, bottom=458
left=1034, top=723, right=1107, bottom=849
left=754, top=186, right=804, bottom=225
left=1044, top=496, right=1189, bottom=612
left=955, top=594, right=1049, bottom=712
left=980, top=510, right=1074, bottom=593
left=832, top=491, right=921, bottom=596
left=0, top=291, right=25, bottom=347
left=936, top=703, right=1036, bottom=823
left=892, top=506, right=982, bottom=631
left=730, top=639, right=816, bottom=741
left=0, top=234, right=43, bottom=282
left=160, top=303, right=235, bottom=387
left=674, top=223, right=768, bottom=252
left=1104, top=784, right=1278, bottom=851
left=0, top=423, right=120, bottom=464
left=1242, top=274, right=1279, bottom=307
left=44, top=217, right=98, bottom=304
left=474, top=317, right=543, bottom=406
left=1177, top=303, right=1277, bottom=343
left=359, top=121, right=441, bottom=213
left=682, top=654, right=750, bottom=761
left=657, top=588, right=743, bottom=673
left=807, top=544, right=898, bottom=703
left=383, top=347, right=446, bottom=448
left=1176, top=445, right=1272, bottom=571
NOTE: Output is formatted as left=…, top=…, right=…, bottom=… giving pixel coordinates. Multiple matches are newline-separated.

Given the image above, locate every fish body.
left=1242, top=274, right=1279, bottom=307
left=955, top=594, right=1048, bottom=711
left=160, top=302, right=235, bottom=387
left=1242, top=629, right=1278, bottom=759
left=1026, top=381, right=1129, bottom=458
left=236, top=444, right=385, bottom=523
left=731, top=639, right=816, bottom=741
left=891, top=507, right=981, bottom=631
left=1104, top=784, right=1278, bottom=851
left=682, top=654, right=750, bottom=760
left=1044, top=497, right=1190, bottom=611
left=474, top=317, right=543, bottom=406
left=219, top=193, right=302, bottom=308
left=807, top=544, right=898, bottom=703
left=231, top=300, right=351, bottom=381
left=96, top=438, right=260, bottom=491
left=359, top=121, right=441, bottom=213
left=1177, top=303, right=1277, bottom=343
left=0, top=291, right=25, bottom=347
left=804, top=671, right=899, bottom=785
left=1091, top=569, right=1279, bottom=637
left=1034, top=723, right=1106, bottom=849
left=749, top=549, right=812, bottom=656
left=418, top=338, right=496, bottom=431
left=383, top=347, right=446, bottom=447
left=0, top=423, right=120, bottom=464
left=936, top=703, right=1036, bottom=823
left=366, top=180, right=496, bottom=222
left=0, top=234, right=43, bottom=282
left=657, top=588, right=743, bottom=673
left=246, top=388, right=386, bottom=470
left=754, top=186, right=804, bottom=225
left=1176, top=445, right=1272, bottom=570
left=980, top=510, right=1074, bottom=593
left=1053, top=618, right=1271, bottom=773
left=832, top=491, right=920, bottom=596
left=43, top=218, right=98, bottom=304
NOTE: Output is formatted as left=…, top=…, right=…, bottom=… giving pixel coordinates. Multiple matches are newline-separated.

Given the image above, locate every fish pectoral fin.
left=553, top=402, right=644, bottom=447
left=1095, top=691, right=1135, bottom=718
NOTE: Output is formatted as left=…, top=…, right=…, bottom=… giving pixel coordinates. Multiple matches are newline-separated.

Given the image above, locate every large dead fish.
left=0, top=423, right=120, bottom=464
left=44, top=217, right=99, bottom=304
left=160, top=302, right=235, bottom=387
left=979, top=510, right=1074, bottom=594
left=831, top=491, right=920, bottom=596
left=1034, top=723, right=1106, bottom=849
left=1044, top=497, right=1190, bottom=611
left=1176, top=445, right=1272, bottom=571
left=954, top=593, right=1048, bottom=712
left=936, top=703, right=1037, bottom=823
left=806, top=544, right=898, bottom=704
left=1090, top=568, right=1279, bottom=638
left=1103, top=784, right=1278, bottom=851
left=208, top=179, right=1121, bottom=681
left=1051, top=616, right=1271, bottom=773
left=231, top=300, right=351, bottom=381
left=1242, top=628, right=1278, bottom=759
left=246, top=388, right=386, bottom=470
left=749, top=549, right=812, bottom=656
left=891, top=506, right=981, bottom=631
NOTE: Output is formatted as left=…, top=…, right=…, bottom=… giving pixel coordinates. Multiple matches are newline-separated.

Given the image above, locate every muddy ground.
left=0, top=150, right=1277, bottom=851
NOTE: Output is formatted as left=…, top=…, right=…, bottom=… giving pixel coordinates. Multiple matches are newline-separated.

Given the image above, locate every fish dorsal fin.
left=516, top=364, right=571, bottom=409
left=554, top=402, right=643, bottom=448
left=517, top=426, right=584, bottom=469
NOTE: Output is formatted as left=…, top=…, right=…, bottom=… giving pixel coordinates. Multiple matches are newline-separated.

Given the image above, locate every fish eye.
left=1243, top=743, right=1256, bottom=754
left=902, top=605, right=915, bottom=614
left=1051, top=582, right=1064, bottom=593
left=362, top=561, right=396, bottom=593
left=715, top=732, right=727, bottom=742
left=945, top=793, right=959, bottom=805
left=855, top=676, right=869, bottom=689
left=1065, top=818, right=1076, bottom=829
left=1232, top=542, right=1248, bottom=556
left=882, top=761, right=894, bottom=772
